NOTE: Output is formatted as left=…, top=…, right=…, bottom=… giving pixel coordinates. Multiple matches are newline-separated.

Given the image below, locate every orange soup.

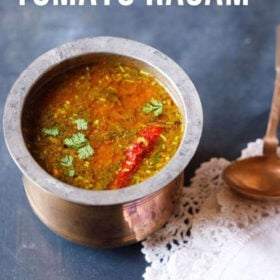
left=23, top=58, right=183, bottom=190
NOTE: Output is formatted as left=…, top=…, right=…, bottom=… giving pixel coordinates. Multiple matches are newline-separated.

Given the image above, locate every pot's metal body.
left=3, top=37, right=203, bottom=247
left=23, top=174, right=183, bottom=247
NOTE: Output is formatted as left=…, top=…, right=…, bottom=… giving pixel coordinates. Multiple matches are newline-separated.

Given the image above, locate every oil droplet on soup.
left=23, top=59, right=183, bottom=190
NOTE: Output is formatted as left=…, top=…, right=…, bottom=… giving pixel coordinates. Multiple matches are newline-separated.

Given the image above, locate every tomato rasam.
left=23, top=59, right=183, bottom=190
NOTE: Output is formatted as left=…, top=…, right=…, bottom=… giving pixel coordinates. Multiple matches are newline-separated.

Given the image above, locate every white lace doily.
left=141, top=139, right=280, bottom=280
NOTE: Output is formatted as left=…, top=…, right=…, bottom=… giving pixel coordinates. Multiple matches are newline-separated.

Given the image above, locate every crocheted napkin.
left=141, top=139, right=280, bottom=280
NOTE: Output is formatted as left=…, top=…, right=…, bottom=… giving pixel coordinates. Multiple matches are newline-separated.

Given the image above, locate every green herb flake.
left=119, top=65, right=125, bottom=73
left=60, top=155, right=74, bottom=167
left=73, top=118, right=88, bottom=130
left=152, top=153, right=160, bottom=165
left=140, top=69, right=149, bottom=76
left=42, top=127, right=59, bottom=137
left=78, top=144, right=94, bottom=160
left=66, top=169, right=75, bottom=177
left=143, top=99, right=163, bottom=117
left=64, top=133, right=87, bottom=149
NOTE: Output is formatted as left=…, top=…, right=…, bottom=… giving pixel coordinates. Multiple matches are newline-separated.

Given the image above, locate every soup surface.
left=23, top=58, right=183, bottom=190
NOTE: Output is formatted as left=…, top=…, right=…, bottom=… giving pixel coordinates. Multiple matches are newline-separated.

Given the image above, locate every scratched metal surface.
left=1, top=1, right=280, bottom=279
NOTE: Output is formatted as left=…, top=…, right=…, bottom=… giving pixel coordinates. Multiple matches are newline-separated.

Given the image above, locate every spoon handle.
left=263, top=25, right=280, bottom=156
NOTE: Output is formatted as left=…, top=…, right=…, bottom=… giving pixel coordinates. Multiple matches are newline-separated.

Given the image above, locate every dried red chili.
left=109, top=126, right=163, bottom=189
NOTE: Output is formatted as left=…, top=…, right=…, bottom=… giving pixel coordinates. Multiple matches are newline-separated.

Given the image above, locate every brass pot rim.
left=3, top=36, right=203, bottom=206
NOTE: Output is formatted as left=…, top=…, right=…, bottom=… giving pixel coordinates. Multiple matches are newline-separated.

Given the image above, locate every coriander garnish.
left=42, top=127, right=59, bottom=137
left=78, top=144, right=94, bottom=159
left=64, top=133, right=94, bottom=160
left=73, top=118, right=88, bottom=130
left=64, top=133, right=87, bottom=149
left=60, top=155, right=74, bottom=167
left=60, top=155, right=75, bottom=177
left=143, top=99, right=163, bottom=117
left=66, top=169, right=75, bottom=177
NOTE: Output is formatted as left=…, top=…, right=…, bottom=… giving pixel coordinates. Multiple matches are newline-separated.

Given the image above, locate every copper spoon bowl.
left=223, top=26, right=280, bottom=200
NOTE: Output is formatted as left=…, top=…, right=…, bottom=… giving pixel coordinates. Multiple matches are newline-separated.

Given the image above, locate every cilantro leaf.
left=78, top=144, right=94, bottom=159
left=60, top=155, right=74, bottom=167
left=42, top=127, right=59, bottom=137
left=66, top=169, right=75, bottom=177
left=60, top=156, right=75, bottom=177
left=143, top=104, right=154, bottom=114
left=64, top=133, right=87, bottom=149
left=73, top=118, right=88, bottom=130
left=64, top=133, right=94, bottom=160
left=143, top=99, right=163, bottom=117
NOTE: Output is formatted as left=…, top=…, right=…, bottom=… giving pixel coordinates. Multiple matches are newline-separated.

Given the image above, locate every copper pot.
left=3, top=37, right=202, bottom=248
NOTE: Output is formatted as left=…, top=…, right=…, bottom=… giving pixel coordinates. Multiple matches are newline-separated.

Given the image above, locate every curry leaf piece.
left=73, top=118, right=88, bottom=130
left=42, top=127, right=59, bottom=137
left=64, top=133, right=87, bottom=149
left=60, top=155, right=74, bottom=167
left=78, top=144, right=94, bottom=159
left=143, top=99, right=163, bottom=117
left=66, top=169, right=75, bottom=177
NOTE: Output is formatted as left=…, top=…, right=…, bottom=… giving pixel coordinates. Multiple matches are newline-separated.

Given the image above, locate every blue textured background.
left=1, top=1, right=280, bottom=279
